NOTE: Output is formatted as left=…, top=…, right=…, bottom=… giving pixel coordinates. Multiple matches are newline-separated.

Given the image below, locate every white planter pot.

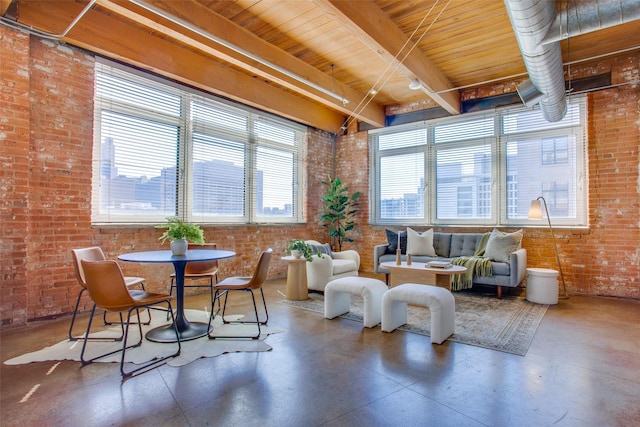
left=290, top=249, right=302, bottom=259
left=170, top=238, right=188, bottom=256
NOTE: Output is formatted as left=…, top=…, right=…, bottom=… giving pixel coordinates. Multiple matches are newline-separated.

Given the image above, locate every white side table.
left=526, top=268, right=559, bottom=305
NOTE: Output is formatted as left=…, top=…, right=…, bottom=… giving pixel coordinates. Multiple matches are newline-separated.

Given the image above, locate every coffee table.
left=380, top=261, right=466, bottom=290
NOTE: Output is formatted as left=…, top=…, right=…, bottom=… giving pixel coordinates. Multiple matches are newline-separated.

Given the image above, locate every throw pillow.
left=385, top=229, right=407, bottom=254
left=309, top=243, right=332, bottom=258
left=484, top=229, right=523, bottom=263
left=406, top=227, right=436, bottom=256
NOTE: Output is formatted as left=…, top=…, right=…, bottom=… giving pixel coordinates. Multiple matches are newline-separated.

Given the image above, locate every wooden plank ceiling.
left=4, top=0, right=640, bottom=133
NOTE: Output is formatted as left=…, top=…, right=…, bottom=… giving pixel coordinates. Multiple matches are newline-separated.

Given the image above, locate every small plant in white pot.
left=286, top=239, right=319, bottom=262
left=156, top=216, right=205, bottom=255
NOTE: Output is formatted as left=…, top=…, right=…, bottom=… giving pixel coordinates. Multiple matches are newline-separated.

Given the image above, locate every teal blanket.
left=450, top=233, right=493, bottom=291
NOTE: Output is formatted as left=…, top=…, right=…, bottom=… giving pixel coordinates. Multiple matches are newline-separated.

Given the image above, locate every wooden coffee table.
left=380, top=261, right=467, bottom=291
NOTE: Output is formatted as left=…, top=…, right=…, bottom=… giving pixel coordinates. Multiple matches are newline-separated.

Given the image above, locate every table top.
left=118, top=249, right=236, bottom=263
left=381, top=261, right=466, bottom=274
left=281, top=255, right=307, bottom=262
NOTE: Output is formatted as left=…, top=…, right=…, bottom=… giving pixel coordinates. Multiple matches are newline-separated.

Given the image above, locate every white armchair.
left=305, top=240, right=360, bottom=291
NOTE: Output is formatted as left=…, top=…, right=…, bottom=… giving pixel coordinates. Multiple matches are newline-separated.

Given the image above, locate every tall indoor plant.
left=320, top=176, right=361, bottom=251
left=155, top=216, right=205, bottom=255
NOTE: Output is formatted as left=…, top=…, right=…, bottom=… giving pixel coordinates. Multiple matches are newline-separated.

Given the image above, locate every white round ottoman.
left=381, top=283, right=455, bottom=344
left=324, top=277, right=388, bottom=328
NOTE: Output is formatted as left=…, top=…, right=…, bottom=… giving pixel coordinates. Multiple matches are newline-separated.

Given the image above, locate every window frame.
left=92, top=60, right=306, bottom=225
left=369, top=96, right=588, bottom=228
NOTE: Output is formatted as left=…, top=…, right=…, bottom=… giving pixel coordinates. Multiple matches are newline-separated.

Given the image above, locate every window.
left=92, top=61, right=306, bottom=224
left=370, top=97, right=587, bottom=227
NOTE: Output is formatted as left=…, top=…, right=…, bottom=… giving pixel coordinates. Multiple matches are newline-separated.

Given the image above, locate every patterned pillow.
left=385, top=229, right=407, bottom=254
left=309, top=243, right=332, bottom=258
left=484, top=229, right=523, bottom=262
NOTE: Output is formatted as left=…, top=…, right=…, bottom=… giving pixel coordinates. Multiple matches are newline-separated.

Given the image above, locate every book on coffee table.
left=426, top=261, right=453, bottom=269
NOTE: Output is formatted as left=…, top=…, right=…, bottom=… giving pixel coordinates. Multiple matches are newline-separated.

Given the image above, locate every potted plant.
left=320, top=176, right=361, bottom=251
left=286, top=239, right=320, bottom=262
left=155, top=216, right=205, bottom=255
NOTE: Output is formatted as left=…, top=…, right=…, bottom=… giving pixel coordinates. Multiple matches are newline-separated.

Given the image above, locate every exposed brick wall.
left=0, top=27, right=31, bottom=326
left=0, top=30, right=332, bottom=327
left=1, top=28, right=638, bottom=327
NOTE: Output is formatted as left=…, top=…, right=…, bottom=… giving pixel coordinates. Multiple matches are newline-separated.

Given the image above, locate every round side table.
left=282, top=256, right=308, bottom=300
left=526, top=268, right=559, bottom=305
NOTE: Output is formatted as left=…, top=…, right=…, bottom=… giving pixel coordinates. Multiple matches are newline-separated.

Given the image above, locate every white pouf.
left=324, top=277, right=388, bottom=328
left=381, top=283, right=455, bottom=344
left=526, top=268, right=559, bottom=305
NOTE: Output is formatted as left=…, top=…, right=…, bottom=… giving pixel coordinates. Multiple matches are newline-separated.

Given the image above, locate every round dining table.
left=118, top=249, right=235, bottom=342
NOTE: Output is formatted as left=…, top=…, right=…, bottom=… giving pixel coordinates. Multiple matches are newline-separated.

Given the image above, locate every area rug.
left=281, top=292, right=547, bottom=356
left=4, top=310, right=284, bottom=367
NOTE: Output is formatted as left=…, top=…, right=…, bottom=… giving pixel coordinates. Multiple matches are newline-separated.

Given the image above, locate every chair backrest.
left=245, top=248, right=273, bottom=289
left=185, top=243, right=218, bottom=275
left=81, top=259, right=135, bottom=312
left=72, top=247, right=107, bottom=288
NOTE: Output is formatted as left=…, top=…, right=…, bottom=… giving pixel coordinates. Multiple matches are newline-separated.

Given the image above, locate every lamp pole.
left=537, top=196, right=569, bottom=298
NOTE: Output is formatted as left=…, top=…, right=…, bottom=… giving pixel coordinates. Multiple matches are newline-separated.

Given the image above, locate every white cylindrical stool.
left=526, top=268, right=559, bottom=305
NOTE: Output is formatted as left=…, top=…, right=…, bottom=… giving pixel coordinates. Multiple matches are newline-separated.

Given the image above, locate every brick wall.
left=0, top=29, right=333, bottom=326
left=1, top=27, right=31, bottom=325
left=1, top=28, right=638, bottom=327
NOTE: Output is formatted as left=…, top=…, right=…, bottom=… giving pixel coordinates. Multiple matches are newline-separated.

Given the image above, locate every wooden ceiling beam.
left=313, top=0, right=461, bottom=115
left=13, top=0, right=346, bottom=132
left=94, top=0, right=385, bottom=128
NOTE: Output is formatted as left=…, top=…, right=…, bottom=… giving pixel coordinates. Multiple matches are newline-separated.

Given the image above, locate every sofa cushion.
left=449, top=233, right=485, bottom=257
left=332, top=258, right=358, bottom=275
left=385, top=229, right=407, bottom=254
left=433, top=233, right=452, bottom=257
left=406, top=227, right=436, bottom=256
left=484, top=229, right=523, bottom=262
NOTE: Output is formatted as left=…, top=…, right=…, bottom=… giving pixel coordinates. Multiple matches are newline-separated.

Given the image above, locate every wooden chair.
left=207, top=248, right=272, bottom=339
left=79, top=259, right=181, bottom=379
left=69, top=247, right=148, bottom=341
left=169, top=243, right=219, bottom=301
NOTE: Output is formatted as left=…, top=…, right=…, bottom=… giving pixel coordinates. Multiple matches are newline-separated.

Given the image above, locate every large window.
left=370, top=97, right=587, bottom=227
left=92, top=61, right=306, bottom=224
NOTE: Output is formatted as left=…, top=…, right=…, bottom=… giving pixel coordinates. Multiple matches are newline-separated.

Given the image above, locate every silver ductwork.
left=504, top=0, right=640, bottom=122
left=543, top=0, right=640, bottom=44
left=505, top=0, right=567, bottom=122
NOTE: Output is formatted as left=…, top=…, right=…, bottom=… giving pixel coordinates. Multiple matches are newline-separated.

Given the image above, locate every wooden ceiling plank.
left=313, top=0, right=461, bottom=115
left=14, top=0, right=345, bottom=132
left=90, top=0, right=383, bottom=127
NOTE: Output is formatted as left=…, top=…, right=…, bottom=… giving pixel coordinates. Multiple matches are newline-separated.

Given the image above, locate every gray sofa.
left=374, top=232, right=527, bottom=298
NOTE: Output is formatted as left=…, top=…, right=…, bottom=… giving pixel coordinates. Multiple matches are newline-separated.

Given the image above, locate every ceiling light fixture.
left=409, top=78, right=422, bottom=90
left=129, top=0, right=349, bottom=105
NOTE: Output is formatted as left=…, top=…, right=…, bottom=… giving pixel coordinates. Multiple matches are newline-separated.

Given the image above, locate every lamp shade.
left=528, top=199, right=543, bottom=220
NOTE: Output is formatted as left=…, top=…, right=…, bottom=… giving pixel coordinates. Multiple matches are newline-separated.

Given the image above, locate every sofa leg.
left=497, top=286, right=502, bottom=299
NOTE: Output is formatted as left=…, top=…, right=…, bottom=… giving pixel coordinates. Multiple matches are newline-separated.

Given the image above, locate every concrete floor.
left=1, top=278, right=639, bottom=427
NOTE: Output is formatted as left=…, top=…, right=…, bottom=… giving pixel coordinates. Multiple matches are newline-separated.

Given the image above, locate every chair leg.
left=70, top=289, right=124, bottom=342
left=121, top=302, right=181, bottom=379
left=209, top=289, right=261, bottom=339
left=80, top=307, right=135, bottom=365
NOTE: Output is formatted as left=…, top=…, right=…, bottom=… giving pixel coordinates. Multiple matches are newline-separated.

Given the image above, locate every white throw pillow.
left=484, top=228, right=523, bottom=262
left=406, top=227, right=436, bottom=256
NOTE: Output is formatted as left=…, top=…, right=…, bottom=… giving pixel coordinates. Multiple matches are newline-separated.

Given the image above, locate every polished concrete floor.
left=1, top=278, right=639, bottom=427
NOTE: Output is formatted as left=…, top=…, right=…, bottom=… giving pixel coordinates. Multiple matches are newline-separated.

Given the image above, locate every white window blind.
left=370, top=97, right=587, bottom=227
left=501, top=102, right=585, bottom=225
left=93, top=61, right=305, bottom=225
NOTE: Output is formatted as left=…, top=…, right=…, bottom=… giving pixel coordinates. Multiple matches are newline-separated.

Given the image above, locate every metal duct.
left=543, top=0, right=640, bottom=44
left=504, top=0, right=567, bottom=122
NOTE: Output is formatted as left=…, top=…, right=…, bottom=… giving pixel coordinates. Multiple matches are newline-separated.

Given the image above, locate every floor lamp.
left=528, top=196, right=569, bottom=299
